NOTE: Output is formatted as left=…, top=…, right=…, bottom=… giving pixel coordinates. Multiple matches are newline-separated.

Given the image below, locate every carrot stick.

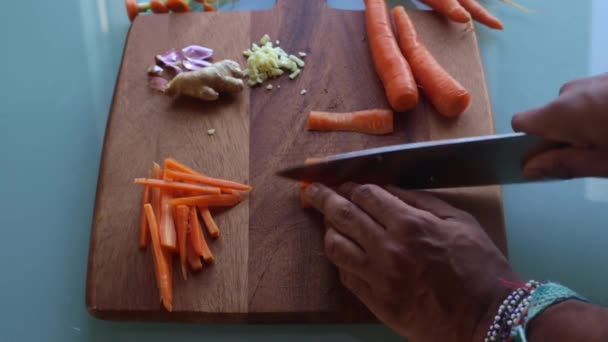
left=458, top=0, right=504, bottom=30
left=176, top=205, right=189, bottom=280
left=153, top=163, right=162, bottom=225
left=144, top=204, right=173, bottom=312
left=418, top=0, right=470, bottom=23
left=200, top=208, right=220, bottom=239
left=160, top=193, right=177, bottom=251
left=164, top=158, right=204, bottom=176
left=364, top=0, right=418, bottom=112
left=164, top=169, right=252, bottom=191
left=150, top=0, right=169, bottom=13
left=393, top=7, right=472, bottom=117
left=170, top=194, right=242, bottom=207
left=139, top=170, right=153, bottom=248
left=307, top=109, right=394, bottom=135
left=166, top=0, right=190, bottom=12
left=187, top=238, right=203, bottom=271
left=134, top=178, right=222, bottom=195
left=189, top=207, right=214, bottom=262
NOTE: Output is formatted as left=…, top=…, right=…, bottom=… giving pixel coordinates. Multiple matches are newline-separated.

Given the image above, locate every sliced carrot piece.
left=160, top=193, right=177, bottom=251
left=307, top=109, right=394, bottom=135
left=176, top=205, right=189, bottom=280
left=144, top=204, right=173, bottom=312
left=187, top=238, right=203, bottom=271
left=153, top=163, right=163, bottom=224
left=164, top=158, right=204, bottom=176
left=164, top=169, right=252, bottom=191
left=190, top=207, right=214, bottom=262
left=170, top=194, right=242, bottom=207
left=134, top=178, right=222, bottom=195
left=139, top=170, right=153, bottom=248
left=200, top=208, right=220, bottom=239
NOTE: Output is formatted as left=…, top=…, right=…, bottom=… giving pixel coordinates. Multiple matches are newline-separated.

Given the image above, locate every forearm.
left=528, top=300, right=608, bottom=341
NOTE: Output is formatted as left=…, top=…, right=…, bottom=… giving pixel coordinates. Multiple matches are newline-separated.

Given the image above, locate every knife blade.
left=276, top=133, right=544, bottom=189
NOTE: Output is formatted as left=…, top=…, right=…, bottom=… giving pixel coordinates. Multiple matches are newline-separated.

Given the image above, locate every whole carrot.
left=166, top=0, right=190, bottom=12
left=418, top=0, right=470, bottom=23
left=393, top=6, right=471, bottom=117
left=150, top=0, right=169, bottom=13
left=458, top=0, right=504, bottom=30
left=307, top=109, right=394, bottom=135
left=364, top=0, right=418, bottom=112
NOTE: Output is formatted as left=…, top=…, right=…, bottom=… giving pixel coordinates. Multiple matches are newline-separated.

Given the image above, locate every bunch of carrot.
left=135, top=158, right=250, bottom=311
left=125, top=0, right=216, bottom=22
left=364, top=0, right=473, bottom=118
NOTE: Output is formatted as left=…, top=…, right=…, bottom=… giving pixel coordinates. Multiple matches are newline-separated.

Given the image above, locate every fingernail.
left=306, top=183, right=319, bottom=197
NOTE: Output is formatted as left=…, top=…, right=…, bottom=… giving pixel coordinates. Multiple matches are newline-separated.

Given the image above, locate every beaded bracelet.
left=484, top=280, right=587, bottom=342
left=484, top=280, right=539, bottom=342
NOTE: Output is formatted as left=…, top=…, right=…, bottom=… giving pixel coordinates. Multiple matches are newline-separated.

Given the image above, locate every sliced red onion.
left=147, top=65, right=164, bottom=76
left=148, top=76, right=169, bottom=93
left=155, top=48, right=182, bottom=66
left=182, top=45, right=213, bottom=61
left=182, top=59, right=212, bottom=71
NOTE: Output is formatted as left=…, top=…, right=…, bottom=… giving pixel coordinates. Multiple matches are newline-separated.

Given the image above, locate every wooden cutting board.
left=86, top=0, right=506, bottom=323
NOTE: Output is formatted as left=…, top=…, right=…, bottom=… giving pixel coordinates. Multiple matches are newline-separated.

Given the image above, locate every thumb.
left=523, top=148, right=608, bottom=179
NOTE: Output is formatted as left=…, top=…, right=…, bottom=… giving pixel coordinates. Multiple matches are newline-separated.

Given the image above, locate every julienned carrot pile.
left=307, top=109, right=394, bottom=135
left=135, top=158, right=250, bottom=311
left=364, top=0, right=418, bottom=112
left=393, top=6, right=471, bottom=117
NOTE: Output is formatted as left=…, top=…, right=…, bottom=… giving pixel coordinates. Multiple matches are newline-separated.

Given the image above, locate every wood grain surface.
left=87, top=0, right=506, bottom=323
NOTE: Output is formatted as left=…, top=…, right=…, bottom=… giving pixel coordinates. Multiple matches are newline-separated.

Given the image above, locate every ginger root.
left=165, top=60, right=245, bottom=101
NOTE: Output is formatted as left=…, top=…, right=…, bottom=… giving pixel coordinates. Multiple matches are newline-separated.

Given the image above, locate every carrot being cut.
left=150, top=0, right=169, bottom=13
left=364, top=0, right=418, bottom=112
left=176, top=205, right=189, bottom=280
left=418, top=0, right=470, bottom=23
left=307, top=109, right=394, bottom=135
left=189, top=207, right=214, bottom=262
left=458, top=0, right=504, bottom=30
left=170, top=194, right=242, bottom=208
left=164, top=169, right=252, bottom=191
left=160, top=193, right=177, bottom=250
left=134, top=178, right=222, bottom=195
left=139, top=170, right=153, bottom=248
left=299, top=158, right=323, bottom=208
left=153, top=163, right=163, bottom=224
left=144, top=204, right=173, bottom=311
left=164, top=158, right=204, bottom=176
left=392, top=7, right=471, bottom=117
left=200, top=208, right=220, bottom=239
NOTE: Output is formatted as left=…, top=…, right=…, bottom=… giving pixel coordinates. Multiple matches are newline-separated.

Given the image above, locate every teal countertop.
left=1, top=0, right=606, bottom=341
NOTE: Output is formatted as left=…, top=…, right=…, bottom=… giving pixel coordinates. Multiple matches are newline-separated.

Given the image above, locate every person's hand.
left=512, top=74, right=608, bottom=179
left=418, top=0, right=504, bottom=30
left=304, top=183, right=520, bottom=342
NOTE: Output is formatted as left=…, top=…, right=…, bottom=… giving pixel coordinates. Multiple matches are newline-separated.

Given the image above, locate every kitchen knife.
left=276, top=133, right=545, bottom=189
